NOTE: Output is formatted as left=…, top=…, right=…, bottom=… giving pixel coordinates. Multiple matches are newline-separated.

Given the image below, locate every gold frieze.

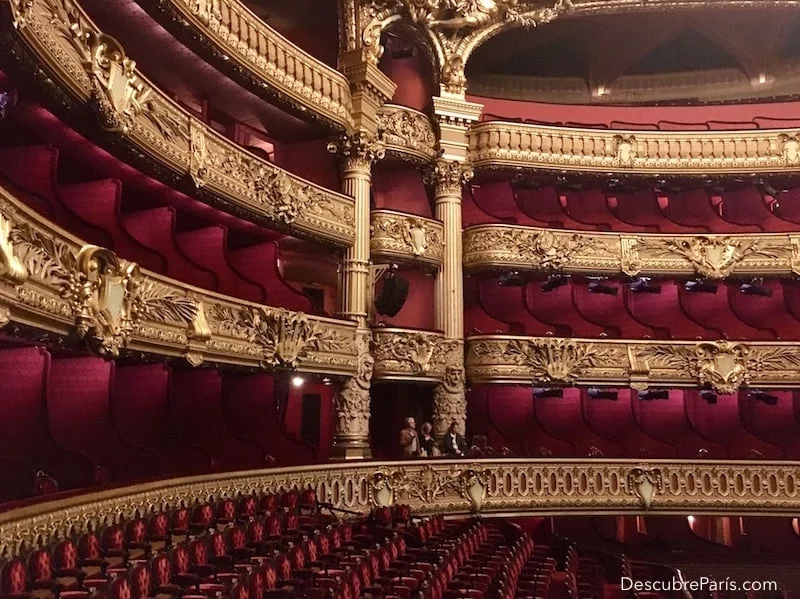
left=370, top=210, right=444, bottom=267
left=463, top=224, right=800, bottom=279
left=467, top=335, right=800, bottom=393
left=372, top=328, right=462, bottom=381
left=469, top=121, right=800, bottom=174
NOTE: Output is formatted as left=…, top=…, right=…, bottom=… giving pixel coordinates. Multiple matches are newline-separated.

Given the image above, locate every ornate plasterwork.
left=334, top=329, right=374, bottom=441
left=0, top=184, right=358, bottom=374
left=371, top=210, right=444, bottom=266
left=463, top=225, right=800, bottom=279
left=424, top=158, right=474, bottom=196
left=358, top=0, right=573, bottom=93
left=372, top=328, right=462, bottom=380
left=7, top=0, right=355, bottom=246
left=145, top=0, right=353, bottom=130
left=327, top=131, right=386, bottom=172
left=377, top=104, right=438, bottom=162
left=433, top=346, right=466, bottom=436
left=466, top=335, right=800, bottom=392
left=469, top=121, right=800, bottom=174
left=5, top=458, right=800, bottom=556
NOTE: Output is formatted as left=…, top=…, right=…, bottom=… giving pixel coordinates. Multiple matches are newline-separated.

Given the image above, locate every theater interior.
left=1, top=0, right=800, bottom=597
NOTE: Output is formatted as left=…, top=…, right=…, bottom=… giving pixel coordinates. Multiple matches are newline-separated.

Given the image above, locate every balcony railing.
left=3, top=0, right=355, bottom=246
left=463, top=224, right=800, bottom=279
left=371, top=210, right=444, bottom=267
left=144, top=0, right=353, bottom=130
left=468, top=120, right=800, bottom=174
left=3, top=457, right=800, bottom=557
left=0, top=183, right=357, bottom=372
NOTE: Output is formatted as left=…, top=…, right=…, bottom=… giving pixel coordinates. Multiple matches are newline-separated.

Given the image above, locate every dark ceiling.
left=468, top=10, right=800, bottom=93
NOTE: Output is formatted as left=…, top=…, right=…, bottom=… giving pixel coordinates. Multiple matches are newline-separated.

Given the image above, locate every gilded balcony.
left=371, top=211, right=444, bottom=268
left=371, top=328, right=460, bottom=382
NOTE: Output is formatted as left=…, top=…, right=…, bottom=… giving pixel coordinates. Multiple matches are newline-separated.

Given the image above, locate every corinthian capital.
left=327, top=131, right=386, bottom=173
left=424, top=159, right=474, bottom=196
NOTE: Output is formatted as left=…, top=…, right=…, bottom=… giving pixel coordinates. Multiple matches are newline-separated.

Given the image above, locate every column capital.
left=424, top=158, right=474, bottom=197
left=328, top=131, right=385, bottom=174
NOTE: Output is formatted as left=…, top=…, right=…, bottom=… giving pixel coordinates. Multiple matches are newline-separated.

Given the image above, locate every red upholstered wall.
left=380, top=53, right=434, bottom=112
left=274, top=139, right=340, bottom=190
left=373, top=167, right=433, bottom=218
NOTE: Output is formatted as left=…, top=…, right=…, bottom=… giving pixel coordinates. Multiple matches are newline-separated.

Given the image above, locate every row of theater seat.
left=0, top=105, right=312, bottom=311
left=468, top=277, right=800, bottom=340
left=480, top=113, right=800, bottom=131
left=465, top=181, right=800, bottom=233
left=0, top=492, right=526, bottom=599
left=469, top=385, right=800, bottom=460
left=0, top=347, right=317, bottom=503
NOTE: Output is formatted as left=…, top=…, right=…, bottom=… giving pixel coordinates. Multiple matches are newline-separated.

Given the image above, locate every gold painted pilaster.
left=328, top=129, right=385, bottom=460
left=428, top=96, right=482, bottom=438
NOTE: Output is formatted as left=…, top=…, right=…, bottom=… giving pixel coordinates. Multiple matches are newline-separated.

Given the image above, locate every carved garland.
left=467, top=336, right=800, bottom=394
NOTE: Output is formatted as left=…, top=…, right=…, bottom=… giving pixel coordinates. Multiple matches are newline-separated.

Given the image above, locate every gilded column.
left=429, top=96, right=483, bottom=439
left=327, top=132, right=384, bottom=460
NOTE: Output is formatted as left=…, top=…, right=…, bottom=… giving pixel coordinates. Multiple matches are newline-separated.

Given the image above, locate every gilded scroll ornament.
left=627, top=467, right=663, bottom=510
left=210, top=305, right=334, bottom=369
left=43, top=0, right=188, bottom=140
left=434, top=363, right=466, bottom=437
left=459, top=467, right=491, bottom=513
left=391, top=332, right=436, bottom=373
left=636, top=236, right=784, bottom=279
left=611, top=134, right=637, bottom=167
left=777, top=133, right=800, bottom=166
left=375, top=465, right=462, bottom=504
left=371, top=211, right=444, bottom=265
left=189, top=119, right=208, bottom=188
left=188, top=0, right=221, bottom=26
left=505, top=338, right=619, bottom=384
left=373, top=329, right=460, bottom=380
left=8, top=0, right=34, bottom=29
left=0, top=304, right=9, bottom=329
left=0, top=210, right=28, bottom=285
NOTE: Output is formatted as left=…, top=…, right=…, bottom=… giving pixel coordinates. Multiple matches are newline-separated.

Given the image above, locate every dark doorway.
left=300, top=393, right=321, bottom=448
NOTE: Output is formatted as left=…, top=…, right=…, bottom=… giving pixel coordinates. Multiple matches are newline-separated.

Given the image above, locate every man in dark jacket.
left=442, top=420, right=467, bottom=457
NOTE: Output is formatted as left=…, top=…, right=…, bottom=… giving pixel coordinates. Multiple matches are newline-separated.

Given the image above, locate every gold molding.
left=5, top=457, right=800, bottom=556
left=0, top=183, right=357, bottom=373
left=377, top=104, right=438, bottom=163
left=151, top=0, right=353, bottom=131
left=4, top=0, right=355, bottom=246
left=463, top=224, right=800, bottom=279
left=370, top=210, right=444, bottom=267
left=466, top=335, right=800, bottom=394
left=469, top=121, right=800, bottom=174
left=372, top=327, right=461, bottom=381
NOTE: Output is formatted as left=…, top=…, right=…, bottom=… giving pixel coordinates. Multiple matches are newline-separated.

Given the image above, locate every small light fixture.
left=292, top=376, right=304, bottom=388
left=687, top=515, right=695, bottom=526
left=594, top=86, right=609, bottom=97
left=322, top=377, right=332, bottom=386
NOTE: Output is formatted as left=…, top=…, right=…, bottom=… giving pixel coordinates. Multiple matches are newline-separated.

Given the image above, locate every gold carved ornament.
left=504, top=338, right=620, bottom=384
left=377, top=105, right=438, bottom=161
left=433, top=353, right=467, bottom=437
left=627, top=467, right=663, bottom=510
left=634, top=236, right=786, bottom=279
left=424, top=159, right=474, bottom=196
left=210, top=305, right=335, bottom=369
left=334, top=329, right=374, bottom=437
left=39, top=0, right=189, bottom=140
left=8, top=221, right=206, bottom=358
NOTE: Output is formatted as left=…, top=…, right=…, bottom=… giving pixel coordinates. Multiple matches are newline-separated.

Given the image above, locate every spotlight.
left=587, top=388, right=617, bottom=401
left=541, top=274, right=570, bottom=292
left=498, top=271, right=526, bottom=286
left=685, top=279, right=717, bottom=293
left=291, top=376, right=304, bottom=388
left=748, top=390, right=778, bottom=406
left=533, top=387, right=563, bottom=399
left=322, top=377, right=332, bottom=386
left=587, top=278, right=618, bottom=295
left=700, top=391, right=717, bottom=405
left=740, top=279, right=772, bottom=297
left=638, top=389, right=669, bottom=401
left=629, top=277, right=661, bottom=294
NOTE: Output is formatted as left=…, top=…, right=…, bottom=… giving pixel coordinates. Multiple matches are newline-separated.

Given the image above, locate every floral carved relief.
left=377, top=105, right=438, bottom=162
left=371, top=211, right=444, bottom=266
left=373, top=329, right=461, bottom=381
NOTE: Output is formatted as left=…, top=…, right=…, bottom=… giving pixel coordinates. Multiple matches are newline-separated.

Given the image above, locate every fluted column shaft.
left=328, top=132, right=384, bottom=460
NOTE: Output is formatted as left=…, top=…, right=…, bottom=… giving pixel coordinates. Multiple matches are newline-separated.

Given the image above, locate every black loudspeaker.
left=375, top=276, right=409, bottom=317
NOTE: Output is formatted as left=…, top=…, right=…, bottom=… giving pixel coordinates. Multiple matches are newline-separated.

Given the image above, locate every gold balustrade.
left=466, top=335, right=800, bottom=394
left=469, top=120, right=800, bottom=175
left=2, top=0, right=355, bottom=247
left=372, top=327, right=460, bottom=381
left=377, top=104, right=438, bottom=163
left=3, top=458, right=800, bottom=557
left=463, top=224, right=800, bottom=279
left=371, top=210, right=444, bottom=268
left=0, top=183, right=357, bottom=372
left=143, top=0, right=353, bottom=131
